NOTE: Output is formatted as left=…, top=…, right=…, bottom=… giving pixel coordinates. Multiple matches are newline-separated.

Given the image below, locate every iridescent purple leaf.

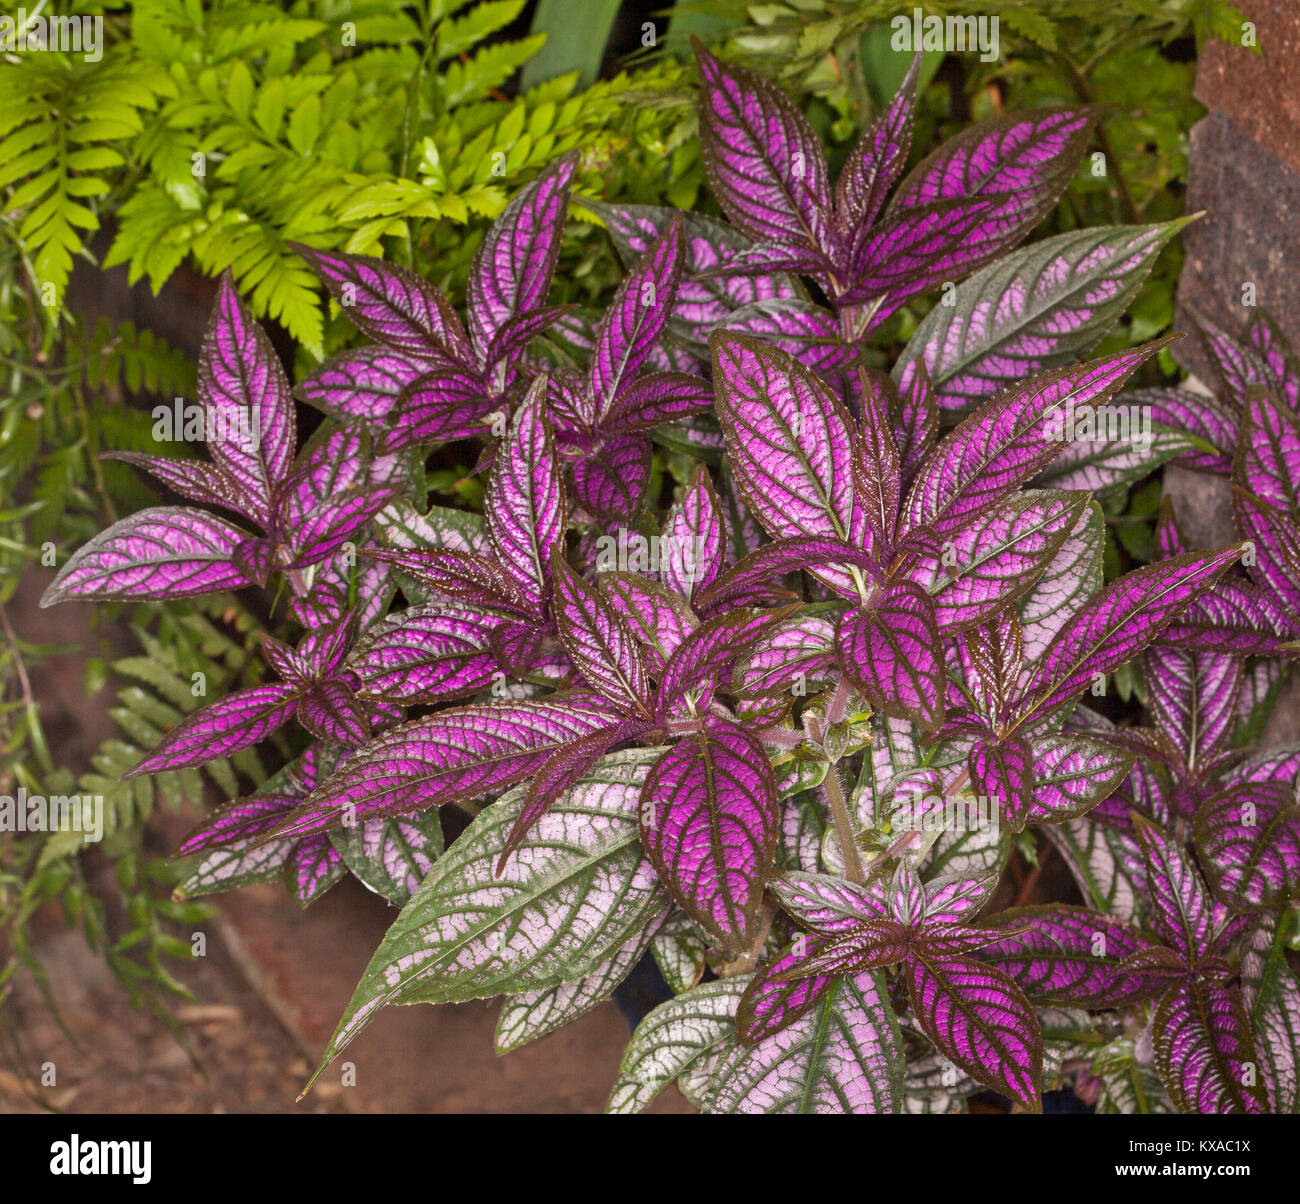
left=1239, top=387, right=1300, bottom=512
left=1135, top=386, right=1235, bottom=473
left=349, top=603, right=500, bottom=705
left=712, top=333, right=867, bottom=593
left=694, top=534, right=877, bottom=612
left=770, top=870, right=889, bottom=933
left=834, top=54, right=918, bottom=236
left=102, top=452, right=256, bottom=520
left=1026, top=733, right=1135, bottom=826
left=736, top=937, right=836, bottom=1045
left=552, top=552, right=652, bottom=713
left=197, top=276, right=296, bottom=521
left=124, top=683, right=300, bottom=779
left=597, top=572, right=697, bottom=667
left=1132, top=815, right=1214, bottom=966
left=603, top=371, right=715, bottom=434
left=569, top=433, right=652, bottom=520
left=466, top=156, right=575, bottom=359
left=501, top=722, right=638, bottom=869
left=265, top=696, right=621, bottom=840
left=888, top=105, right=1098, bottom=252
left=295, top=346, right=432, bottom=424
left=661, top=466, right=725, bottom=601
left=837, top=581, right=945, bottom=728
left=1153, top=980, right=1268, bottom=1114
left=293, top=243, right=469, bottom=359
left=693, top=40, right=830, bottom=254
left=903, top=343, right=1164, bottom=540
left=378, top=367, right=494, bottom=451
left=905, top=491, right=1087, bottom=631
left=484, top=378, right=564, bottom=607
left=1195, top=782, right=1300, bottom=912
left=977, top=904, right=1159, bottom=1008
left=590, top=220, right=684, bottom=413
left=639, top=724, right=779, bottom=947
left=287, top=833, right=345, bottom=906
left=41, top=507, right=254, bottom=606
left=1018, top=547, right=1243, bottom=717
left=905, top=950, right=1043, bottom=1111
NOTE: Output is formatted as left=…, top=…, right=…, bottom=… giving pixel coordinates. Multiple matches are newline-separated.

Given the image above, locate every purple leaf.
left=888, top=105, right=1098, bottom=252
left=1238, top=387, right=1300, bottom=512
left=597, top=572, right=697, bottom=667
left=196, top=275, right=296, bottom=524
left=769, top=870, right=889, bottom=933
left=712, top=334, right=868, bottom=594
left=466, top=156, right=575, bottom=360
left=349, top=603, right=501, bottom=705
left=590, top=221, right=684, bottom=413
left=977, top=904, right=1159, bottom=1008
left=639, top=724, right=779, bottom=947
left=693, top=40, right=830, bottom=255
left=1146, top=646, right=1241, bottom=765
left=840, top=194, right=1008, bottom=312
left=1194, top=782, right=1300, bottom=912
left=569, top=434, right=652, bottom=520
left=297, top=676, right=369, bottom=743
left=836, top=581, right=945, bottom=728
left=968, top=737, right=1033, bottom=830
left=287, top=833, right=346, bottom=905
left=125, top=683, right=301, bottom=778
left=905, top=950, right=1044, bottom=1111
left=366, top=545, right=534, bottom=617
left=103, top=452, right=257, bottom=521
left=381, top=367, right=494, bottom=451
left=1136, top=386, right=1235, bottom=474
left=295, top=346, right=432, bottom=424
left=41, top=507, right=254, bottom=606
left=1195, top=308, right=1274, bottom=403
left=293, top=242, right=470, bottom=360
left=736, top=936, right=836, bottom=1044
left=905, top=491, right=1088, bottom=632
left=718, top=300, right=849, bottom=374
left=1018, top=547, right=1243, bottom=718
left=903, top=343, right=1164, bottom=540
left=733, top=614, right=836, bottom=697
left=893, top=357, right=939, bottom=485
left=1153, top=980, right=1268, bottom=1114
left=500, top=722, right=639, bottom=870
left=588, top=201, right=800, bottom=343
left=656, top=608, right=786, bottom=715
left=1246, top=310, right=1300, bottom=410
left=1233, top=488, right=1300, bottom=618
left=278, top=429, right=400, bottom=567
left=176, top=793, right=296, bottom=856
left=264, top=697, right=621, bottom=840
left=603, top=371, right=715, bottom=433
left=552, top=552, right=652, bottom=714
left=694, top=535, right=877, bottom=613
left=834, top=54, right=918, bottom=236
left=1026, top=733, right=1135, bottom=825
left=662, top=467, right=725, bottom=601
left=484, top=378, right=565, bottom=608
left=1132, top=815, right=1214, bottom=966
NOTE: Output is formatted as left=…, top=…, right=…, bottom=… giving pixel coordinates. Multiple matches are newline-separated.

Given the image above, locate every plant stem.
left=823, top=766, right=865, bottom=884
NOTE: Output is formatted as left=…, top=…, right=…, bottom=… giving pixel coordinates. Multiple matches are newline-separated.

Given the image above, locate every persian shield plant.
left=40, top=40, right=1297, bottom=1115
